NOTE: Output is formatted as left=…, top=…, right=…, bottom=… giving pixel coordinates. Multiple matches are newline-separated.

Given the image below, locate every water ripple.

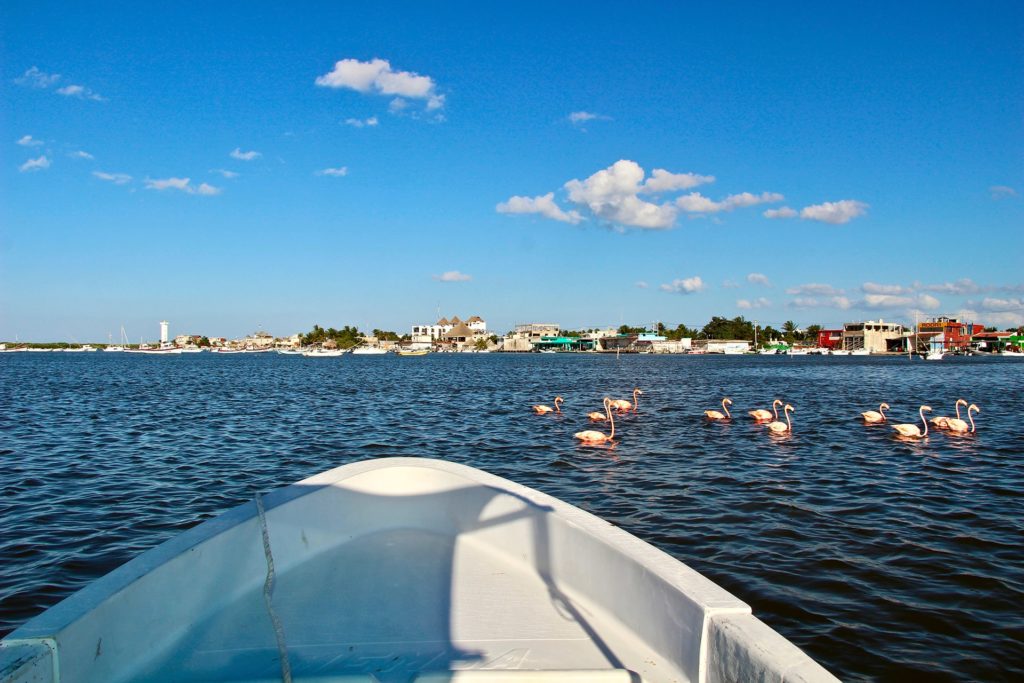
left=1, top=352, right=1022, bottom=680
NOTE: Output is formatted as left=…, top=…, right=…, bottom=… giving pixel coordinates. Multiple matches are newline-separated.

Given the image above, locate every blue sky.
left=3, top=1, right=1022, bottom=341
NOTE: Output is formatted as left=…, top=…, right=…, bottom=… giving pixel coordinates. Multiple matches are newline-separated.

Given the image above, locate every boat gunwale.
left=5, top=457, right=755, bottom=643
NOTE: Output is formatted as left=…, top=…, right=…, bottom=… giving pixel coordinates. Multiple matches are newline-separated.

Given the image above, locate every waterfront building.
left=841, top=319, right=905, bottom=353
left=274, top=334, right=303, bottom=349
left=816, top=329, right=843, bottom=350
left=503, top=323, right=560, bottom=352
left=650, top=338, right=692, bottom=353
left=694, top=339, right=751, bottom=354
left=917, top=316, right=982, bottom=352
left=411, top=315, right=487, bottom=345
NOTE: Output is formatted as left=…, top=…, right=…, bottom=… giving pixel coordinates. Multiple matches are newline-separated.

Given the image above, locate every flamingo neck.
left=773, top=401, right=780, bottom=420
left=555, top=398, right=562, bottom=414
left=879, top=404, right=887, bottom=419
left=920, top=408, right=928, bottom=436
left=632, top=390, right=639, bottom=410
left=722, top=399, right=730, bottom=418
left=606, top=402, right=615, bottom=439
left=955, top=402, right=963, bottom=420
left=785, top=407, right=792, bottom=430
left=969, top=408, right=976, bottom=433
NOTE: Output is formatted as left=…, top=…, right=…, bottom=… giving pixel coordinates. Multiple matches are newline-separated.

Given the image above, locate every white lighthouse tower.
left=160, top=321, right=169, bottom=346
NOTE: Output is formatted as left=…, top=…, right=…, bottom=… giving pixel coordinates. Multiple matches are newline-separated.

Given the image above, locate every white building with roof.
left=411, top=315, right=487, bottom=344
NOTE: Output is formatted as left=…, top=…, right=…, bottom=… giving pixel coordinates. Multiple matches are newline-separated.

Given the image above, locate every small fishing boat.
left=301, top=348, right=346, bottom=357
left=925, top=349, right=944, bottom=361
left=0, top=458, right=837, bottom=682
left=124, top=344, right=183, bottom=355
left=850, top=348, right=870, bottom=356
left=276, top=348, right=304, bottom=355
left=396, top=348, right=429, bottom=356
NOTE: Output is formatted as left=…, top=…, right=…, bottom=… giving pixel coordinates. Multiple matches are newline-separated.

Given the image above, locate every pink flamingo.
left=575, top=398, right=615, bottom=444
left=945, top=404, right=980, bottom=434
left=893, top=406, right=932, bottom=438
left=609, top=388, right=642, bottom=413
left=749, top=399, right=782, bottom=422
left=861, top=402, right=891, bottom=424
left=930, top=399, right=967, bottom=430
left=532, top=396, right=563, bottom=415
left=704, top=398, right=732, bottom=420
left=586, top=407, right=608, bottom=421
left=766, top=404, right=794, bottom=433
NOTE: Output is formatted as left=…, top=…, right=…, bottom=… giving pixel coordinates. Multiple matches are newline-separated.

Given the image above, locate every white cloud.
left=660, top=276, right=706, bottom=294
left=434, top=270, right=472, bottom=282
left=635, top=281, right=649, bottom=289
left=15, top=66, right=60, bottom=89
left=230, top=148, right=261, bottom=161
left=316, top=58, right=443, bottom=113
left=737, top=297, right=771, bottom=309
left=567, top=111, right=611, bottom=127
left=922, top=278, right=982, bottom=295
left=144, top=177, right=220, bottom=195
left=316, top=166, right=349, bottom=177
left=722, top=279, right=741, bottom=289
left=981, top=312, right=1024, bottom=327
left=763, top=206, right=797, bottom=219
left=565, top=160, right=678, bottom=228
left=862, top=293, right=940, bottom=310
left=388, top=97, right=409, bottom=113
left=56, top=84, right=104, bottom=101
left=500, top=160, right=775, bottom=231
left=16, top=135, right=43, bottom=147
left=980, top=297, right=1023, bottom=312
left=211, top=169, right=239, bottom=179
left=790, top=296, right=852, bottom=310
left=569, top=111, right=599, bottom=124
left=15, top=68, right=103, bottom=100
left=93, top=171, right=131, bottom=184
left=676, top=191, right=783, bottom=214
left=747, top=272, right=771, bottom=287
left=145, top=177, right=191, bottom=191
left=19, top=156, right=50, bottom=172
left=70, top=150, right=94, bottom=160
left=642, top=169, right=715, bottom=193
left=955, top=308, right=1023, bottom=328
left=990, top=185, right=1018, bottom=200
left=344, top=116, right=379, bottom=128
left=496, top=192, right=583, bottom=224
left=787, top=283, right=843, bottom=296
left=800, top=199, right=868, bottom=224
left=862, top=282, right=912, bottom=295
left=195, top=183, right=222, bottom=196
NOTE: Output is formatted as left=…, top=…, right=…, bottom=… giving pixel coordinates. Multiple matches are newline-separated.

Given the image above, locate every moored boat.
left=396, top=348, right=429, bottom=356
left=301, top=348, right=346, bottom=357
left=0, top=458, right=838, bottom=682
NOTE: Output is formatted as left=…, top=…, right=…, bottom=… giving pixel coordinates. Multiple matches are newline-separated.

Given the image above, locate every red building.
left=817, top=329, right=843, bottom=350
left=916, top=317, right=983, bottom=351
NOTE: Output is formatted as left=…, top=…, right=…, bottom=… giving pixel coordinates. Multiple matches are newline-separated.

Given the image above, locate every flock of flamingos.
left=531, top=388, right=981, bottom=444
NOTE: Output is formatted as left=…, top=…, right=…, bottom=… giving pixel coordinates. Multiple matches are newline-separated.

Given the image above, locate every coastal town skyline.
left=3, top=2, right=1023, bottom=341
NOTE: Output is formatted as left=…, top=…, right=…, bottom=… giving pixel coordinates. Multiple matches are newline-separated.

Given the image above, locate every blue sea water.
left=1, top=352, right=1022, bottom=681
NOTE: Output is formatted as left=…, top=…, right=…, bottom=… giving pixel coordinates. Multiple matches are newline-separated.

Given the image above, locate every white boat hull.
left=0, top=458, right=837, bottom=683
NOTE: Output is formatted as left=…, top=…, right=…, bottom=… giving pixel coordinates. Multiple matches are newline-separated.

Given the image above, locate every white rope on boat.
left=255, top=493, right=292, bottom=683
